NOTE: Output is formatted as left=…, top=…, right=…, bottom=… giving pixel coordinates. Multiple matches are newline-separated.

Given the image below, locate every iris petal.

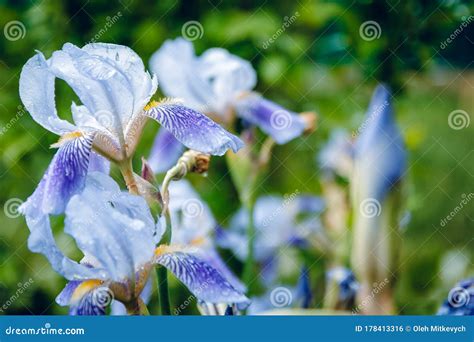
left=19, top=52, right=77, bottom=134
left=144, top=102, right=243, bottom=155
left=235, top=94, right=306, bottom=144
left=353, top=84, right=406, bottom=201
left=19, top=132, right=95, bottom=216
left=155, top=247, right=248, bottom=304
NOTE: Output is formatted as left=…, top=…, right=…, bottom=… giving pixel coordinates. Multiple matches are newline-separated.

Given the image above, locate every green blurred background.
left=0, top=0, right=472, bottom=315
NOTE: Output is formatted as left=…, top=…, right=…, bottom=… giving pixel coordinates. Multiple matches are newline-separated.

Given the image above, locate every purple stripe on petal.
left=56, top=280, right=83, bottom=306
left=144, top=103, right=243, bottom=155
left=156, top=251, right=249, bottom=304
left=70, top=286, right=111, bottom=316
left=148, top=127, right=184, bottom=173
left=235, top=94, right=306, bottom=144
left=19, top=133, right=95, bottom=216
left=196, top=248, right=246, bottom=293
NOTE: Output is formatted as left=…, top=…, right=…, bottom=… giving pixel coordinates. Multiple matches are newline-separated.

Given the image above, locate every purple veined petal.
left=19, top=132, right=95, bottom=216
left=56, top=280, right=83, bottom=306
left=155, top=247, right=249, bottom=304
left=148, top=127, right=184, bottom=173
left=144, top=101, right=243, bottom=155
left=194, top=248, right=246, bottom=293
left=235, top=94, right=306, bottom=144
left=62, top=281, right=111, bottom=316
left=19, top=52, right=77, bottom=135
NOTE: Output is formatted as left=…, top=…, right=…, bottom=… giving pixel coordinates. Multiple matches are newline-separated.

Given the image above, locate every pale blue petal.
left=156, top=250, right=248, bottom=304
left=64, top=173, right=156, bottom=282
left=149, top=38, right=213, bottom=112
left=235, top=94, right=306, bottom=144
left=19, top=52, right=77, bottom=134
left=150, top=38, right=256, bottom=114
left=88, top=151, right=110, bottom=174
left=144, top=103, right=243, bottom=155
left=19, top=133, right=95, bottom=216
left=25, top=214, right=106, bottom=281
left=167, top=180, right=215, bottom=246
left=148, top=128, right=184, bottom=173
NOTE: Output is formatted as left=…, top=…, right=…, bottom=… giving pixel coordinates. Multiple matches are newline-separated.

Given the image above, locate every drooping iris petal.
left=148, top=127, right=184, bottom=173
left=195, top=248, right=246, bottom=293
left=144, top=102, right=243, bottom=155
left=19, top=133, right=95, bottom=216
left=149, top=38, right=256, bottom=114
left=56, top=279, right=110, bottom=316
left=19, top=52, right=76, bottom=134
left=64, top=172, right=157, bottom=282
left=165, top=180, right=246, bottom=293
left=235, top=94, right=306, bottom=144
left=353, top=84, right=406, bottom=201
left=155, top=247, right=248, bottom=304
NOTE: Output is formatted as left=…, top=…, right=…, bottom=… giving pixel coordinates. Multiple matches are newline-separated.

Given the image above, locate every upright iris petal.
left=150, top=38, right=256, bottom=114
left=351, top=84, right=407, bottom=314
left=144, top=101, right=243, bottom=156
left=352, top=84, right=406, bottom=201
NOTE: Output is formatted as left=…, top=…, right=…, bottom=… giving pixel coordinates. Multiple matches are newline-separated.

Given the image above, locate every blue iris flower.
left=147, top=38, right=308, bottom=172
left=31, top=173, right=248, bottom=315
left=19, top=42, right=243, bottom=217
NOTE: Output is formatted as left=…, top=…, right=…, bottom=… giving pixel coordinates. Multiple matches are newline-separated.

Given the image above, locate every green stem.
left=157, top=209, right=172, bottom=315
left=157, top=266, right=171, bottom=315
left=242, top=201, right=255, bottom=294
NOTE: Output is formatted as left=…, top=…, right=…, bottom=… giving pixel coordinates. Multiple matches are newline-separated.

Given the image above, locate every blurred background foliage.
left=0, top=0, right=473, bottom=315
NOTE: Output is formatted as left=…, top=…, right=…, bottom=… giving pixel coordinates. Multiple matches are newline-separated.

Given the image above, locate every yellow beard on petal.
left=50, top=131, right=84, bottom=148
left=70, top=279, right=103, bottom=304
